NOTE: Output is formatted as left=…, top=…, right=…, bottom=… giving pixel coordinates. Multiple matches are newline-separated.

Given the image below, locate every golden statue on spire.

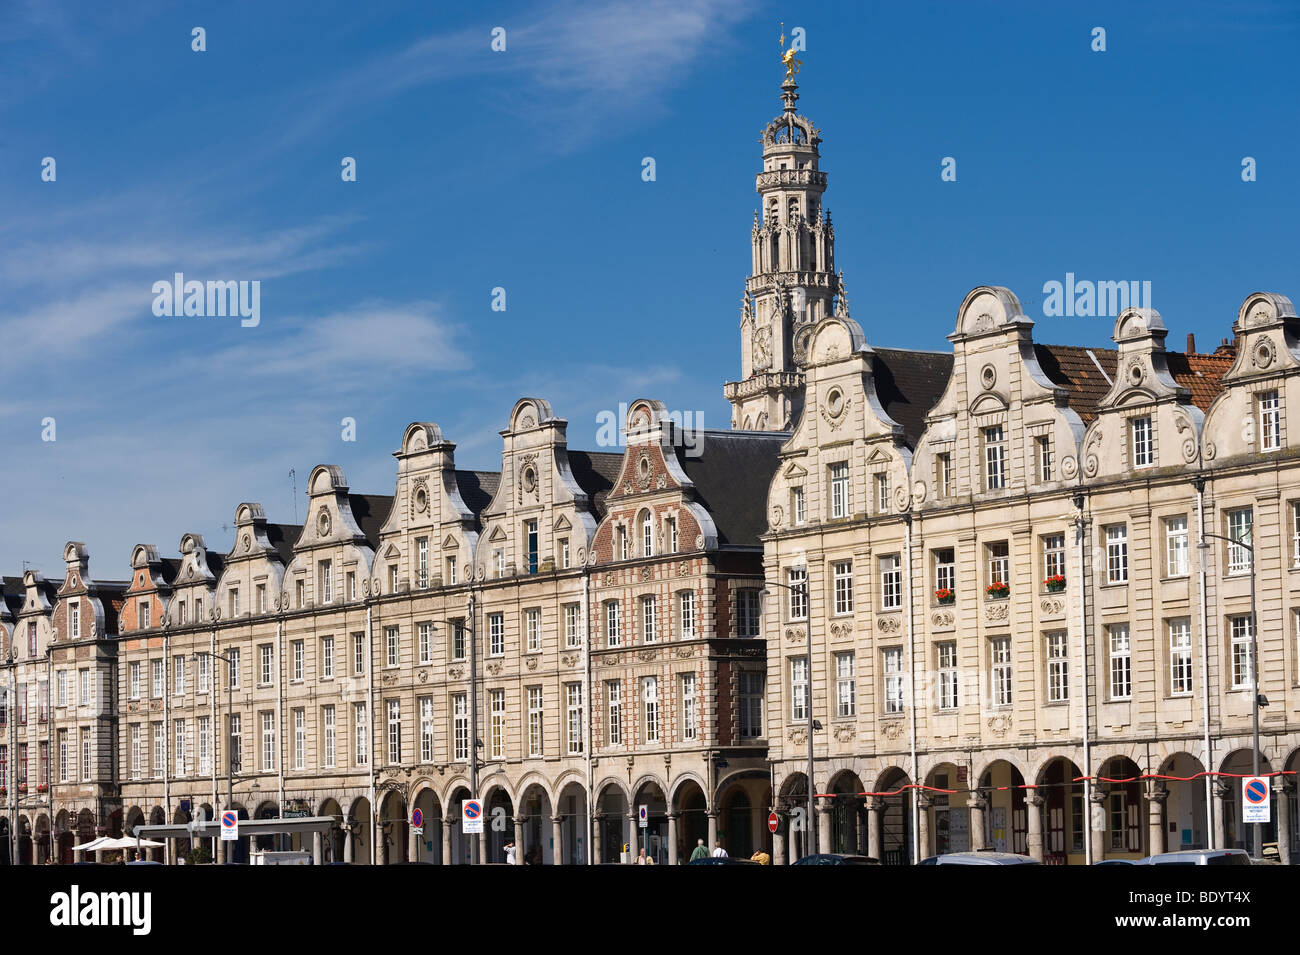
left=779, top=22, right=802, bottom=80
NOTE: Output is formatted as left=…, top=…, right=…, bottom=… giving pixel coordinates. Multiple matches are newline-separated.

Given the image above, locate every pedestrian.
left=750, top=849, right=771, bottom=865
left=504, top=841, right=517, bottom=865
left=634, top=847, right=655, bottom=865
left=711, top=840, right=728, bottom=858
left=689, top=838, right=709, bottom=862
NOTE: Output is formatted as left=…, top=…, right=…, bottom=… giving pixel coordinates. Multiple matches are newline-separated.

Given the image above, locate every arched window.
left=640, top=510, right=654, bottom=557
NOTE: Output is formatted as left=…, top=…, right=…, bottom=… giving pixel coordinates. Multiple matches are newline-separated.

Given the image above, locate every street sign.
left=768, top=811, right=779, bottom=834
left=220, top=810, right=239, bottom=841
left=412, top=827, right=424, bottom=837
left=1242, top=776, right=1270, bottom=823
left=638, top=804, right=648, bottom=829
left=411, top=808, right=423, bottom=828
left=463, top=799, right=484, bottom=834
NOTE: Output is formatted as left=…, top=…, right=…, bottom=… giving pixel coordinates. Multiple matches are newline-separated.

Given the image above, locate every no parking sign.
left=1242, top=776, right=1270, bottom=823
left=462, top=799, right=484, bottom=834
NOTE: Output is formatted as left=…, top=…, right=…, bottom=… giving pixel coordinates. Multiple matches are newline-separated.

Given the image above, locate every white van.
left=251, top=850, right=314, bottom=865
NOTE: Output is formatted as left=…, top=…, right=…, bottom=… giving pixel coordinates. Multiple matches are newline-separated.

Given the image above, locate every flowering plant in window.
left=17, top=783, right=28, bottom=794
left=36, top=784, right=48, bottom=793
left=1044, top=574, right=1066, bottom=592
left=934, top=588, right=955, bottom=605
left=985, top=581, right=1010, bottom=599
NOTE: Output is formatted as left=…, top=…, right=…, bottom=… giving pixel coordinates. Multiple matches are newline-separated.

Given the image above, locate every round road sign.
left=767, top=811, right=779, bottom=834
left=411, top=808, right=423, bottom=828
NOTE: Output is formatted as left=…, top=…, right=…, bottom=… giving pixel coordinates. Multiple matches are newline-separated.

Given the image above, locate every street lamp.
left=1197, top=525, right=1263, bottom=860
left=760, top=575, right=816, bottom=859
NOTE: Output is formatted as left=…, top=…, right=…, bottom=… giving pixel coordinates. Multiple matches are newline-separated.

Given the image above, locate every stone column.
left=550, top=816, right=563, bottom=865
left=856, top=803, right=869, bottom=856
left=969, top=792, right=988, bottom=852
left=667, top=811, right=679, bottom=866
left=706, top=810, right=718, bottom=851
left=627, top=812, right=639, bottom=862
left=816, top=800, right=832, bottom=855
left=513, top=815, right=526, bottom=865
left=378, top=828, right=388, bottom=866
left=408, top=820, right=419, bottom=862
left=1274, top=780, right=1293, bottom=866
left=441, top=820, right=452, bottom=866
left=312, top=830, right=323, bottom=865
left=1146, top=786, right=1168, bottom=856
left=866, top=797, right=882, bottom=861
left=477, top=830, right=487, bottom=864
left=592, top=813, right=604, bottom=864
left=772, top=809, right=786, bottom=866
left=1026, top=794, right=1045, bottom=863
left=343, top=826, right=353, bottom=863
left=916, top=794, right=931, bottom=862
left=1089, top=786, right=1107, bottom=863
left=1213, top=781, right=1230, bottom=851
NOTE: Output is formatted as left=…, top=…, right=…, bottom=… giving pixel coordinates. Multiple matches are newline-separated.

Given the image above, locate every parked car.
left=1137, top=849, right=1251, bottom=866
left=1092, top=859, right=1136, bottom=865
left=792, top=853, right=880, bottom=865
left=920, top=851, right=1040, bottom=865
left=686, top=856, right=758, bottom=865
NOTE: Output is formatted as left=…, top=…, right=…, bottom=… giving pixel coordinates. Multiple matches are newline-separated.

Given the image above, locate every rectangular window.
left=490, top=689, right=505, bottom=760
left=198, top=715, right=210, bottom=776
left=323, top=706, right=336, bottom=768
left=1106, top=525, right=1129, bottom=584
left=1293, top=502, right=1300, bottom=567
left=139, top=599, right=151, bottom=630
left=606, top=600, right=622, bottom=647
left=174, top=655, right=186, bottom=695
left=525, top=609, right=541, bottom=652
left=567, top=683, right=584, bottom=754
left=680, top=673, right=697, bottom=741
left=58, top=730, right=68, bottom=782
left=987, top=541, right=1010, bottom=589
left=418, top=623, right=432, bottom=665
left=227, top=715, right=241, bottom=775
left=1108, top=625, right=1132, bottom=700
left=1169, top=618, right=1193, bottom=695
left=641, top=512, right=654, bottom=557
left=934, top=549, right=955, bottom=596
left=790, top=657, right=808, bottom=721
left=175, top=719, right=188, bottom=776
left=875, top=473, right=890, bottom=514
left=416, top=538, right=429, bottom=588
left=293, top=708, right=306, bottom=771
left=736, top=589, right=761, bottom=637
left=150, top=661, right=162, bottom=699
left=526, top=519, right=539, bottom=574
left=1047, top=632, right=1069, bottom=702
left=446, top=555, right=457, bottom=585
left=259, top=644, right=273, bottom=685
left=80, top=730, right=90, bottom=782
left=528, top=687, right=544, bottom=757
left=984, top=425, right=1006, bottom=490
left=386, top=626, right=400, bottom=667
left=1226, top=508, right=1253, bottom=574
left=832, top=560, right=854, bottom=615
left=354, top=703, right=368, bottom=767
left=69, top=599, right=80, bottom=639
left=679, top=591, right=696, bottom=638
left=1131, top=416, right=1154, bottom=468
left=386, top=699, right=401, bottom=765
left=641, top=596, right=658, bottom=644
left=257, top=584, right=267, bottom=613
left=739, top=671, right=764, bottom=737
left=296, top=579, right=305, bottom=609
left=320, top=559, right=333, bottom=603
left=229, top=587, right=240, bottom=618
left=197, top=654, right=209, bottom=694
left=606, top=680, right=622, bottom=746
left=835, top=652, right=856, bottom=717
left=560, top=537, right=571, bottom=568
left=830, top=461, right=850, bottom=519
left=937, top=642, right=958, bottom=709
left=1043, top=534, right=1065, bottom=582
left=194, top=597, right=202, bottom=620
left=390, top=564, right=399, bottom=593
left=27, top=621, right=37, bottom=657
left=228, top=648, right=241, bottom=689
left=617, top=530, right=628, bottom=562
left=292, top=640, right=304, bottom=681
left=564, top=604, right=581, bottom=648
left=884, top=648, right=905, bottom=714
left=130, top=726, right=141, bottom=780
left=642, top=677, right=659, bottom=743
left=353, top=633, right=365, bottom=674
left=322, top=635, right=335, bottom=679
left=1230, top=615, right=1255, bottom=688
left=1162, top=516, right=1190, bottom=577
left=788, top=567, right=809, bottom=619
left=419, top=696, right=434, bottom=763
left=57, top=669, right=67, bottom=708
left=39, top=740, right=48, bottom=787
left=880, top=555, right=902, bottom=610
left=452, top=694, right=468, bottom=762
left=992, top=637, right=1012, bottom=706
left=665, top=518, right=678, bottom=552
left=1260, top=390, right=1281, bottom=451
left=792, top=486, right=806, bottom=525
left=489, top=614, right=504, bottom=656
left=937, top=453, right=952, bottom=497
left=495, top=548, right=507, bottom=577
left=1037, top=435, right=1053, bottom=482
left=346, top=572, right=356, bottom=601
left=261, top=711, right=275, bottom=772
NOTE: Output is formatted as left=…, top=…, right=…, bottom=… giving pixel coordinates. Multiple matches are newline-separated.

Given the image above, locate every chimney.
left=1186, top=333, right=1196, bottom=354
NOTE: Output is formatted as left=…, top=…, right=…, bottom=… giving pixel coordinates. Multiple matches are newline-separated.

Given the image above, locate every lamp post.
left=1197, top=527, right=1262, bottom=860
left=761, top=575, right=815, bottom=860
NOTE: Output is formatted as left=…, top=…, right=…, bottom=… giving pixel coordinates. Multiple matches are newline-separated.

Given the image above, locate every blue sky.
left=2, top=0, right=1298, bottom=579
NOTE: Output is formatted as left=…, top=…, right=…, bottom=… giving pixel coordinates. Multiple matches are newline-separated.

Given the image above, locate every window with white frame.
left=790, top=657, right=808, bottom=721
left=416, top=538, right=429, bottom=588
left=1131, top=416, right=1154, bottom=468
left=69, top=599, right=80, bottom=639
left=229, top=647, right=241, bottom=689
left=257, top=584, right=267, bottom=613
left=418, top=623, right=432, bottom=665
left=229, top=585, right=242, bottom=619
left=1037, top=435, right=1053, bottom=482
left=880, top=555, right=902, bottom=610
left=79, top=730, right=89, bottom=782
left=992, top=637, right=1012, bottom=706
left=1106, top=525, right=1129, bottom=583
left=1163, top=515, right=1190, bottom=577
left=1043, top=534, right=1065, bottom=583
left=830, top=462, right=850, bottom=519
left=1226, top=508, right=1253, bottom=574
left=832, top=560, right=854, bottom=615
left=1230, top=615, right=1255, bottom=688
left=490, top=689, right=505, bottom=759
left=452, top=694, right=468, bottom=761
left=739, top=671, right=764, bottom=737
left=175, top=719, right=188, bottom=776
left=319, top=558, right=334, bottom=603
left=937, top=642, right=958, bottom=709
left=618, top=530, right=628, bottom=562
left=153, top=723, right=164, bottom=778
left=641, top=596, right=658, bottom=644
left=259, top=644, right=273, bottom=685
left=642, top=677, right=659, bottom=743
left=560, top=538, right=570, bottom=568
left=323, top=706, right=336, bottom=768
left=139, top=599, right=151, bottom=629
left=445, top=555, right=457, bottom=585
left=606, top=680, right=623, bottom=746
left=197, top=654, right=209, bottom=694
left=198, top=715, right=210, bottom=775
left=566, top=683, right=584, bottom=754
left=934, top=549, right=955, bottom=596
left=390, top=563, right=400, bottom=592
left=295, top=579, right=305, bottom=608
left=564, top=604, right=581, bottom=648
left=448, top=623, right=463, bottom=663
left=419, top=697, right=434, bottom=763
left=260, top=711, right=275, bottom=771
left=321, top=635, right=334, bottom=679
left=386, top=626, right=401, bottom=667
left=937, top=452, right=953, bottom=497
left=227, top=714, right=240, bottom=774
left=641, top=511, right=654, bottom=557
left=150, top=660, right=162, bottom=699
left=1108, top=625, right=1132, bottom=699
left=835, top=652, right=856, bottom=717
left=354, top=703, right=368, bottom=766
left=792, top=486, right=806, bottom=525
left=293, top=708, right=305, bottom=770
left=130, top=725, right=141, bottom=780
left=525, top=608, right=541, bottom=652
left=788, top=567, right=808, bottom=619
left=984, top=425, right=1006, bottom=490
left=1292, top=503, right=1300, bottom=567
left=1046, top=631, right=1069, bottom=702
left=528, top=686, right=544, bottom=756
left=1169, top=618, right=1193, bottom=695
left=606, top=600, right=622, bottom=647
left=56, top=670, right=67, bottom=707
left=680, top=673, right=697, bottom=740
left=174, top=655, right=186, bottom=695
left=665, top=517, right=678, bottom=552
left=292, top=640, right=304, bottom=681
left=488, top=614, right=504, bottom=657
left=875, top=473, right=890, bottom=514
left=737, top=589, right=761, bottom=637
left=679, top=591, right=696, bottom=638
left=1260, top=390, right=1281, bottom=451
left=129, top=662, right=141, bottom=700
left=386, top=699, right=401, bottom=764
left=58, top=730, right=67, bottom=782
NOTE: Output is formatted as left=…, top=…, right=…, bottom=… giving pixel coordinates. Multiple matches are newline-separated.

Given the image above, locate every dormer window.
left=389, top=564, right=399, bottom=593
left=69, top=600, right=80, bottom=640
left=139, top=599, right=151, bottom=630
left=415, top=539, right=428, bottom=589
left=665, top=517, right=678, bottom=553
left=177, top=602, right=187, bottom=625
left=229, top=587, right=239, bottom=618
left=525, top=520, right=539, bottom=574
left=1131, top=417, right=1154, bottom=468
left=641, top=511, right=654, bottom=558
left=1260, top=391, right=1281, bottom=451
left=295, top=579, right=305, bottom=609
left=983, top=426, right=1006, bottom=490
left=320, top=559, right=334, bottom=602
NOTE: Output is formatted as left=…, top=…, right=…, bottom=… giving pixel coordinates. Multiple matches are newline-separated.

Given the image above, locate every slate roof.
left=680, top=430, right=788, bottom=548
left=455, top=471, right=500, bottom=530
left=265, top=524, right=302, bottom=566
left=567, top=451, right=624, bottom=518
left=872, top=347, right=954, bottom=448
left=348, top=494, right=394, bottom=549
left=158, top=557, right=182, bottom=585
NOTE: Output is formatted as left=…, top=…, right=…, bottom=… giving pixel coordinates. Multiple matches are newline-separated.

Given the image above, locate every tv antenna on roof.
left=290, top=468, right=298, bottom=525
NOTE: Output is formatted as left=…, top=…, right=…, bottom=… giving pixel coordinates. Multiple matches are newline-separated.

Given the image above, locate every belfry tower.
left=725, top=41, right=846, bottom=431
